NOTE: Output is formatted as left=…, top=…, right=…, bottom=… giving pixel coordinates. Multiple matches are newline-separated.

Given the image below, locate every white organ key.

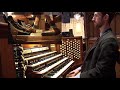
left=51, top=60, right=74, bottom=78
left=23, top=47, right=49, bottom=55
left=42, top=47, right=49, bottom=51
left=39, top=57, right=68, bottom=74
left=31, top=47, right=49, bottom=53
left=28, top=53, right=62, bottom=67
left=23, top=49, right=32, bottom=55
left=31, top=48, right=42, bottom=53
left=25, top=51, right=57, bottom=61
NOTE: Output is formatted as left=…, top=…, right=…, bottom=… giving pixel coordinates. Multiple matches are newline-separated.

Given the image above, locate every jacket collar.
left=100, top=28, right=112, bottom=37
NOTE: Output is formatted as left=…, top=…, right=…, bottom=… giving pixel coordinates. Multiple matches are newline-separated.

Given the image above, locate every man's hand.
left=66, top=69, right=80, bottom=78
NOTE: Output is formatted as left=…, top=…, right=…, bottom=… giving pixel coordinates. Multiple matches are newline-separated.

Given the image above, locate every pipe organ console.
left=12, top=36, right=83, bottom=78
left=0, top=14, right=83, bottom=78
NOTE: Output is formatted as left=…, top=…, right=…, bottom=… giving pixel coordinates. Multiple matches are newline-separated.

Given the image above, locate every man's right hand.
left=66, top=69, right=80, bottom=78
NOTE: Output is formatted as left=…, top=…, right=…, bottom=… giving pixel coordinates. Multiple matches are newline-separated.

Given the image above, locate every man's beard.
left=94, top=23, right=102, bottom=30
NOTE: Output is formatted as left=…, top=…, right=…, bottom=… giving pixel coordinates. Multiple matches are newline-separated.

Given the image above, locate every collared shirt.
left=73, top=66, right=81, bottom=78
left=100, top=32, right=102, bottom=37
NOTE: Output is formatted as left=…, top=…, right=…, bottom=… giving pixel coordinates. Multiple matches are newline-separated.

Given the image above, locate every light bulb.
left=74, top=14, right=81, bottom=20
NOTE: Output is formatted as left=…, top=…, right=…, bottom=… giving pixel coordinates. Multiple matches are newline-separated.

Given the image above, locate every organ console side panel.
left=0, top=22, right=16, bottom=78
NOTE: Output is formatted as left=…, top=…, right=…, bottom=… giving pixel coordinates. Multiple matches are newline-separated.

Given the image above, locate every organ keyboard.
left=14, top=45, right=74, bottom=78
left=51, top=60, right=74, bottom=78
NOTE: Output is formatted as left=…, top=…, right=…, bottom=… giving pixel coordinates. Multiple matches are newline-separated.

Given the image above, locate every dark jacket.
left=80, top=28, right=119, bottom=78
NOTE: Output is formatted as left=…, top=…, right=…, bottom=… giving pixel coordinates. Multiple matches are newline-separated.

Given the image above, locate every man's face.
left=92, top=12, right=104, bottom=29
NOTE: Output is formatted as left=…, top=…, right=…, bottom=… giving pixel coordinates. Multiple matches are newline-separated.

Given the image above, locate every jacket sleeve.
left=80, top=38, right=119, bottom=78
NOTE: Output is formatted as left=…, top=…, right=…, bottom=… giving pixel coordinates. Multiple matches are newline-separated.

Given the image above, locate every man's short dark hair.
left=101, top=12, right=115, bottom=24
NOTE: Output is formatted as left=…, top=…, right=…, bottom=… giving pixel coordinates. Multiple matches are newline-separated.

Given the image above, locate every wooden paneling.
left=39, top=15, right=45, bottom=31
left=116, top=62, right=120, bottom=78
left=12, top=35, right=62, bottom=44
left=110, top=15, right=116, bottom=34
left=115, top=14, right=120, bottom=35
left=12, top=15, right=29, bottom=24
left=0, top=22, right=16, bottom=78
left=84, top=12, right=97, bottom=50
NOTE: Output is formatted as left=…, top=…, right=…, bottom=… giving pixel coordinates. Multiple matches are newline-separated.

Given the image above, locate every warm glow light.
left=75, top=22, right=85, bottom=38
left=7, top=12, right=14, bottom=16
left=11, top=15, right=16, bottom=18
left=31, top=14, right=34, bottom=17
left=2, top=12, right=6, bottom=15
